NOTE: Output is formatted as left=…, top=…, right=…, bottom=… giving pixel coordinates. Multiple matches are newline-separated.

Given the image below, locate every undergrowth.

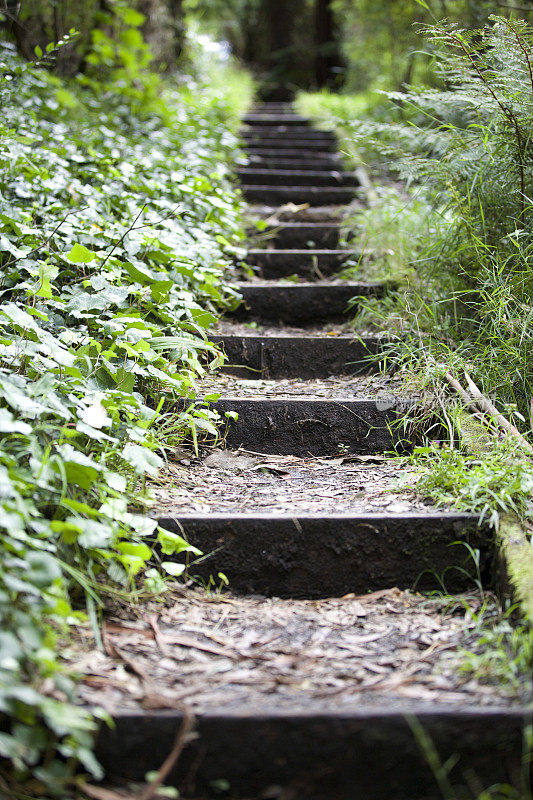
left=300, top=16, right=533, bottom=534
left=0, top=9, right=252, bottom=798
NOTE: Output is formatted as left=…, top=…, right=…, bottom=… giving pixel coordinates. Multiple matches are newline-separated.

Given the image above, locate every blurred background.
left=2, top=0, right=533, bottom=97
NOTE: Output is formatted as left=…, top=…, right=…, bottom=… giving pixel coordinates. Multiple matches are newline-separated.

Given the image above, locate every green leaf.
left=121, top=443, right=163, bottom=476
left=161, top=562, right=186, bottom=577
left=67, top=244, right=97, bottom=264
left=25, top=552, right=62, bottom=589
left=0, top=408, right=32, bottom=435
left=36, top=263, right=58, bottom=299
left=157, top=529, right=201, bottom=556
left=115, top=542, right=152, bottom=561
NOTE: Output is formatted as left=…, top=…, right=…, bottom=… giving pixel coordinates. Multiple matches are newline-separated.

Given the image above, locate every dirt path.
left=81, top=103, right=529, bottom=800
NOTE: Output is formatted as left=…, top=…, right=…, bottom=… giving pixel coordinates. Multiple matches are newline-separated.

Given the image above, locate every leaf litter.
left=149, top=450, right=431, bottom=515
left=68, top=588, right=528, bottom=720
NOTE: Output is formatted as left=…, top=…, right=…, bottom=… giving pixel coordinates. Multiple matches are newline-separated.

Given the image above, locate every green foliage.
left=304, top=17, right=533, bottom=431
left=456, top=600, right=533, bottom=691
left=0, top=26, right=251, bottom=798
left=331, top=0, right=533, bottom=93
left=411, top=440, right=533, bottom=528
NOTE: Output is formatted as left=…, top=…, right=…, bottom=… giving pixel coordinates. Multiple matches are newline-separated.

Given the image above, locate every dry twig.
left=139, top=710, right=196, bottom=800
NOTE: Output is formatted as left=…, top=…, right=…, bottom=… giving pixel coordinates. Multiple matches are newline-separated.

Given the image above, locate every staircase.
left=93, top=104, right=529, bottom=799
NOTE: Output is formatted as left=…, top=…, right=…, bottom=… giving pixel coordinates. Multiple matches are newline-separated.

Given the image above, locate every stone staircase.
left=92, top=104, right=529, bottom=800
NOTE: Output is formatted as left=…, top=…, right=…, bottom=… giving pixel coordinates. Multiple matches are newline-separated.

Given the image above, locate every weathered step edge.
left=183, top=398, right=416, bottom=457
left=159, top=512, right=491, bottom=598
left=243, top=127, right=336, bottom=140
left=242, top=186, right=356, bottom=206
left=96, top=708, right=530, bottom=800
left=244, top=140, right=337, bottom=152
left=232, top=282, right=384, bottom=324
left=236, top=168, right=358, bottom=187
left=245, top=248, right=356, bottom=277
left=213, top=334, right=382, bottom=378
left=250, top=222, right=342, bottom=249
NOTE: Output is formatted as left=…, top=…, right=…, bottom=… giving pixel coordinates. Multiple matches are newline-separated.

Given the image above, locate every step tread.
left=243, top=114, right=310, bottom=124
left=153, top=450, right=459, bottom=517
left=198, top=372, right=406, bottom=400
left=82, top=589, right=521, bottom=718
left=89, top=590, right=527, bottom=798
left=247, top=248, right=355, bottom=255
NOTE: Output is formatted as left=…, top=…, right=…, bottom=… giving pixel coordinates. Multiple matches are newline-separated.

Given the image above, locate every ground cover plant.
left=0, top=8, right=253, bottom=797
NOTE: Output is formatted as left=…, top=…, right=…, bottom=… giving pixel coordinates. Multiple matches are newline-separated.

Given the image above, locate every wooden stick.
left=139, top=710, right=195, bottom=800
left=443, top=371, right=479, bottom=414
left=462, top=371, right=533, bottom=453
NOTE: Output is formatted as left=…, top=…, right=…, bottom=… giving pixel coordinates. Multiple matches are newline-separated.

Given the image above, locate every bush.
left=0, top=23, right=252, bottom=798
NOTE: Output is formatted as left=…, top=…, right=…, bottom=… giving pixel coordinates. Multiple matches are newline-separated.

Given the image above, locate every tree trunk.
left=167, top=0, right=184, bottom=58
left=315, top=0, right=343, bottom=88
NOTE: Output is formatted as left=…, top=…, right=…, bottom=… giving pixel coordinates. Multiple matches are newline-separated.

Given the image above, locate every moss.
left=498, top=514, right=533, bottom=624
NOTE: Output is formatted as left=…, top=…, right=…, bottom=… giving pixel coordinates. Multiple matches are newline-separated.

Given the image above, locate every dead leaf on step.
left=203, top=450, right=258, bottom=471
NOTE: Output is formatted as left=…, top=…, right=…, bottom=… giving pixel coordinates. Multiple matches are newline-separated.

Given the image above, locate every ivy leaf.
left=80, top=398, right=112, bottom=430
left=0, top=408, right=32, bottom=435
left=121, top=443, right=163, bottom=476
left=161, top=562, right=186, bottom=577
left=67, top=244, right=97, bottom=264
left=158, top=529, right=201, bottom=556
left=35, top=263, right=59, bottom=299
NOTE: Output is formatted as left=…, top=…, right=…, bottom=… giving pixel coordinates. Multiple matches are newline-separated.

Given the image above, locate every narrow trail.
left=88, top=104, right=528, bottom=799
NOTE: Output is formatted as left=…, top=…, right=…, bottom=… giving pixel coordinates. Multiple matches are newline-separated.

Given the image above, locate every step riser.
left=159, top=514, right=490, bottom=598
left=243, top=114, right=310, bottom=125
left=242, top=186, right=355, bottom=206
left=245, top=141, right=337, bottom=152
left=245, top=250, right=354, bottom=278
left=215, top=335, right=379, bottom=378
left=200, top=399, right=408, bottom=456
left=246, top=149, right=340, bottom=161
left=234, top=283, right=382, bottom=324
left=237, top=169, right=358, bottom=187
left=97, top=711, right=527, bottom=800
left=255, top=224, right=341, bottom=249
left=243, top=127, right=336, bottom=140
left=247, top=158, right=343, bottom=171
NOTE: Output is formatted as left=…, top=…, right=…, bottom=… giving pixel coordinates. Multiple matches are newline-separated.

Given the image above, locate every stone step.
left=243, top=113, right=310, bottom=125
left=249, top=205, right=349, bottom=222
left=196, top=397, right=409, bottom=456
left=255, top=222, right=342, bottom=248
left=233, top=281, right=382, bottom=324
left=159, top=511, right=489, bottom=597
left=246, top=150, right=341, bottom=164
left=251, top=102, right=293, bottom=110
left=242, top=185, right=356, bottom=206
left=245, top=249, right=355, bottom=278
left=213, top=333, right=380, bottom=378
left=245, top=140, right=337, bottom=153
left=97, top=703, right=526, bottom=800
left=243, top=126, right=336, bottom=141
left=236, top=168, right=358, bottom=187
left=247, top=156, right=343, bottom=171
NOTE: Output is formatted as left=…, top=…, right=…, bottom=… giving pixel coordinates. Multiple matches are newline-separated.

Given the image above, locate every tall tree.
left=315, top=0, right=343, bottom=88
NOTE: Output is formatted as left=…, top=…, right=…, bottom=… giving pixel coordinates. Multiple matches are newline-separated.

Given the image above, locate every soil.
left=245, top=204, right=363, bottom=222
